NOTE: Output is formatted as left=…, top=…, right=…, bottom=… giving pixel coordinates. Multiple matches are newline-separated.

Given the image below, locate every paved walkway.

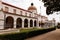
left=25, top=29, right=60, bottom=40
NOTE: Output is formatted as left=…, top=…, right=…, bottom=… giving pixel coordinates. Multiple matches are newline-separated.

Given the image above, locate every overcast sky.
left=2, top=0, right=60, bottom=22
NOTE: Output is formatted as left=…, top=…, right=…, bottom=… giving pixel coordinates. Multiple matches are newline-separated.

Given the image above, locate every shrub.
left=0, top=27, right=56, bottom=40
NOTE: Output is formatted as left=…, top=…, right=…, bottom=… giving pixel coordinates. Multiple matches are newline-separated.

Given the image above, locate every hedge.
left=0, top=27, right=56, bottom=40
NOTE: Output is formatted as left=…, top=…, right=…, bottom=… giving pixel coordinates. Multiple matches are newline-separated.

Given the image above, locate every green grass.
left=20, top=27, right=42, bottom=33
left=20, top=27, right=55, bottom=33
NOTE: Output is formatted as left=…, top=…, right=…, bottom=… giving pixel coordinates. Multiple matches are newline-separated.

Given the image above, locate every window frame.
left=5, top=7, right=9, bottom=12
left=13, top=9, right=16, bottom=14
left=20, top=11, right=22, bottom=15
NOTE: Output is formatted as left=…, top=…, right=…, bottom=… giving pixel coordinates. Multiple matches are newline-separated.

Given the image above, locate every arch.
left=39, top=21, right=41, bottom=27
left=30, top=20, right=33, bottom=27
left=16, top=18, right=22, bottom=28
left=39, top=23, right=41, bottom=27
left=41, top=23, right=44, bottom=27
left=34, top=20, right=37, bottom=27
left=5, top=16, right=14, bottom=29
left=24, top=19, right=28, bottom=27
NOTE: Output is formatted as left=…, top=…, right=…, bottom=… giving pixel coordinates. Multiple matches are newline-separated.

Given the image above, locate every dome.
left=28, top=3, right=37, bottom=10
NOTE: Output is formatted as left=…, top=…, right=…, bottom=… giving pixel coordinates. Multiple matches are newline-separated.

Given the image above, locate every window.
left=20, top=11, right=22, bottom=15
left=34, top=13, right=36, bottom=17
left=39, top=22, right=40, bottom=26
left=5, top=7, right=8, bottom=12
left=25, top=12, right=27, bottom=16
left=29, top=14, right=31, bottom=17
left=13, top=9, right=16, bottom=14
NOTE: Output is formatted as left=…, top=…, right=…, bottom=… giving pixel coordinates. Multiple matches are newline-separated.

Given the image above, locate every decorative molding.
left=3, top=11, right=37, bottom=19
left=0, top=19, right=4, bottom=21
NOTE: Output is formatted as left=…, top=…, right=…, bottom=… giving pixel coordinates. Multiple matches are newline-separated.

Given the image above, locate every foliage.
left=0, top=27, right=56, bottom=40
left=57, top=23, right=60, bottom=28
left=20, top=28, right=40, bottom=33
left=42, top=0, right=60, bottom=15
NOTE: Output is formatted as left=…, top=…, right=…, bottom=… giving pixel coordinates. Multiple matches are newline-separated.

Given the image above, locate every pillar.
left=0, top=11, right=5, bottom=29
left=37, top=21, right=39, bottom=28
left=33, top=20, right=34, bottom=27
left=28, top=20, right=30, bottom=28
left=0, top=19, right=4, bottom=29
left=22, top=19, right=24, bottom=28
left=14, top=20, right=16, bottom=28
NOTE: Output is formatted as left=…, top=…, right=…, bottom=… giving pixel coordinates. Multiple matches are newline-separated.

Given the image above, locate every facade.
left=0, top=0, right=55, bottom=29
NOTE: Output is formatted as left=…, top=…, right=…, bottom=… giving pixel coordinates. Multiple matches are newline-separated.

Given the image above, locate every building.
left=0, top=0, right=53, bottom=29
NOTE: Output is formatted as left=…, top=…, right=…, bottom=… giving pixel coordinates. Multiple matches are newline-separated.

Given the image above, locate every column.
left=22, top=19, right=24, bottom=28
left=37, top=21, right=39, bottom=28
left=28, top=20, right=30, bottom=28
left=0, top=19, right=4, bottom=29
left=33, top=20, right=34, bottom=27
left=14, top=21, right=16, bottom=28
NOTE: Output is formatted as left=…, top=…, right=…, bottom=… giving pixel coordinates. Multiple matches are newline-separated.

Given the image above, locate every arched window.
left=39, top=23, right=40, bottom=26
left=5, top=16, right=14, bottom=29
left=30, top=20, right=33, bottom=27
left=24, top=19, right=28, bottom=27
left=16, top=18, right=22, bottom=28
left=34, top=20, right=37, bottom=27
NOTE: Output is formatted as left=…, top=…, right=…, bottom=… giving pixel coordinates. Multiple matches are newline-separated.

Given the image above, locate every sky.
left=2, top=0, right=60, bottom=22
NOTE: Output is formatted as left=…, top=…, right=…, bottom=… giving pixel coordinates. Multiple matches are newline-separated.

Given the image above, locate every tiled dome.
left=28, top=3, right=37, bottom=10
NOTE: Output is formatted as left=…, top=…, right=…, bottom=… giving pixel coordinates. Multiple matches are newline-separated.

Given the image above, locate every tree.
left=42, top=0, right=60, bottom=15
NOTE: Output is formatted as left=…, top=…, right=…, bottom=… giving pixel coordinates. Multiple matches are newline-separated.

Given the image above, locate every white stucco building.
left=0, top=0, right=55, bottom=29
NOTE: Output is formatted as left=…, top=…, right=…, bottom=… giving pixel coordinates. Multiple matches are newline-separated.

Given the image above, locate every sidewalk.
left=25, top=29, right=60, bottom=40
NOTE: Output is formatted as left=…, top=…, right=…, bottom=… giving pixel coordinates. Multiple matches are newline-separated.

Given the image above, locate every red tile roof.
left=2, top=2, right=32, bottom=13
